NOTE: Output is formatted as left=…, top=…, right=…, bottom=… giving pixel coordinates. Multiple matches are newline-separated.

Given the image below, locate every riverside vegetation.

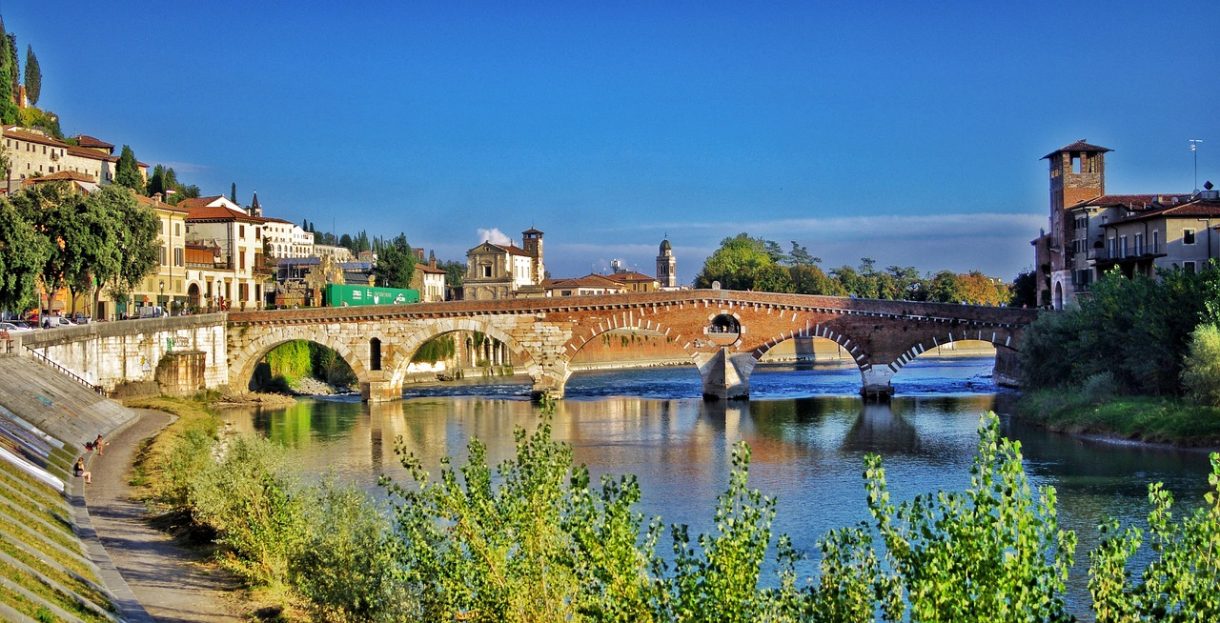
left=1018, top=264, right=1220, bottom=445
left=133, top=395, right=1219, bottom=623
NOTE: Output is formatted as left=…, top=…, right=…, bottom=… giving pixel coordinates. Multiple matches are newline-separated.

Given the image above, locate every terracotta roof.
left=72, top=135, right=113, bottom=150
left=1043, top=140, right=1112, bottom=159
left=1108, top=198, right=1220, bottom=225
left=1068, top=194, right=1188, bottom=211
left=415, top=264, right=446, bottom=274
left=175, top=196, right=226, bottom=211
left=185, top=201, right=268, bottom=224
left=3, top=126, right=69, bottom=148
left=545, top=274, right=627, bottom=290
left=65, top=145, right=119, bottom=163
left=474, top=241, right=532, bottom=257
left=604, top=271, right=656, bottom=283
left=134, top=192, right=189, bottom=213
left=27, top=170, right=96, bottom=184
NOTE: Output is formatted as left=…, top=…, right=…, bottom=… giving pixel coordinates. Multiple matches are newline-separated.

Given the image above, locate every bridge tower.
left=522, top=228, right=545, bottom=284
left=656, top=237, right=677, bottom=289
left=1039, top=140, right=1110, bottom=308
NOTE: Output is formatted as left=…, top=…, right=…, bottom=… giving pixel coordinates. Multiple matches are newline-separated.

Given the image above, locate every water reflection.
left=222, top=360, right=1213, bottom=620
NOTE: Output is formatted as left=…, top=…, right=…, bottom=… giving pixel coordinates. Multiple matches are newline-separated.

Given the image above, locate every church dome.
left=659, top=238, right=672, bottom=253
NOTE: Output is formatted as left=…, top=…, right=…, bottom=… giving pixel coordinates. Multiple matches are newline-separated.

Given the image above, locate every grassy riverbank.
left=1018, top=388, right=1220, bottom=447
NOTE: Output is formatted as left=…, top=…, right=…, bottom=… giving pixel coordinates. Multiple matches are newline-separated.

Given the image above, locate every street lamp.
left=158, top=280, right=165, bottom=314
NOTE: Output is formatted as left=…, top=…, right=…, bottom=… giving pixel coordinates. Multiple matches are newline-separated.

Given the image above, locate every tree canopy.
left=22, top=44, right=37, bottom=105
left=0, top=196, right=50, bottom=313
left=115, top=145, right=145, bottom=192
left=694, top=233, right=1010, bottom=304
left=374, top=234, right=416, bottom=289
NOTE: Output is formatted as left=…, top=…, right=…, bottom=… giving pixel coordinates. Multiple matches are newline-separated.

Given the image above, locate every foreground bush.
left=149, top=403, right=1220, bottom=622
left=1183, top=323, right=1220, bottom=406
left=1090, top=453, right=1220, bottom=622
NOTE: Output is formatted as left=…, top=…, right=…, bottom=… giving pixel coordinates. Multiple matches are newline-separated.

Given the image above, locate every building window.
left=482, top=265, right=492, bottom=278
left=1153, top=230, right=1160, bottom=253
left=1185, top=229, right=1197, bottom=245
left=174, top=223, right=180, bottom=236
left=1185, top=261, right=1197, bottom=275
left=239, top=283, right=249, bottom=300
left=174, top=248, right=184, bottom=267
left=160, top=246, right=167, bottom=266
left=1108, top=237, right=1117, bottom=258
left=239, top=225, right=246, bottom=238
left=1134, top=233, right=1143, bottom=256
left=239, top=252, right=246, bottom=270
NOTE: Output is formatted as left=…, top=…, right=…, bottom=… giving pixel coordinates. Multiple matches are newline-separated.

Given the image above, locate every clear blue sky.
left=6, top=1, right=1218, bottom=282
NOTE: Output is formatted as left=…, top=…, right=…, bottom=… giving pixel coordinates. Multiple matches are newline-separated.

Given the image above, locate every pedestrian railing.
left=24, top=346, right=105, bottom=395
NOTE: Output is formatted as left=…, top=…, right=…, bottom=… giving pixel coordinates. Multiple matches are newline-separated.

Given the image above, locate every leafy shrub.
left=189, top=436, right=304, bottom=586
left=1080, top=371, right=1120, bottom=404
left=1090, top=452, right=1220, bottom=622
left=864, top=413, right=1077, bottom=622
left=1183, top=323, right=1220, bottom=406
left=293, top=481, right=407, bottom=622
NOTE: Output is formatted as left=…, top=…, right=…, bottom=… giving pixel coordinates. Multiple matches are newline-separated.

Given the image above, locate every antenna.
left=1190, top=139, right=1205, bottom=193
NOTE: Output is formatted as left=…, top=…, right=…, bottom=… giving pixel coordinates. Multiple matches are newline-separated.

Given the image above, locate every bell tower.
left=656, top=237, right=677, bottom=289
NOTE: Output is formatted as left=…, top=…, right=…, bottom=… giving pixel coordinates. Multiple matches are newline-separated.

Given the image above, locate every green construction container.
left=325, top=284, right=420, bottom=307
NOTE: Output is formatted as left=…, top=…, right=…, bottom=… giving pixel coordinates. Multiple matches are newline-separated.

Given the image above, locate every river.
left=224, top=356, right=1213, bottom=619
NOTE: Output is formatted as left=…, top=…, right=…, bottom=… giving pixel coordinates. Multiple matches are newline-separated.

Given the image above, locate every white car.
left=0, top=321, right=33, bottom=333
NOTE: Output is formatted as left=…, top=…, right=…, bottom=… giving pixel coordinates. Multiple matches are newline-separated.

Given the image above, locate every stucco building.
left=181, top=195, right=272, bottom=310
left=463, top=228, right=546, bottom=301
left=2, top=127, right=148, bottom=192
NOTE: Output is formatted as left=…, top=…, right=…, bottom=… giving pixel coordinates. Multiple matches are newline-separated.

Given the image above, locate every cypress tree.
left=0, top=19, right=15, bottom=123
left=23, top=45, right=38, bottom=106
left=115, top=145, right=145, bottom=192
left=5, top=34, right=16, bottom=99
left=230, top=182, right=237, bottom=203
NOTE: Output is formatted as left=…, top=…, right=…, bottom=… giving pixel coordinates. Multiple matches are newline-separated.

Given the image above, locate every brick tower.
left=1037, top=140, right=1110, bottom=307
left=522, top=227, right=545, bottom=283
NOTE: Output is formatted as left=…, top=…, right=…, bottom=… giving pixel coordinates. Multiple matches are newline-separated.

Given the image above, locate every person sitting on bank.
left=74, top=457, right=92, bottom=484
left=93, top=433, right=106, bottom=456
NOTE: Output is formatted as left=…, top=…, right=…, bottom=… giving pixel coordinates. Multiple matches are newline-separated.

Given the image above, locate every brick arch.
left=882, top=329, right=1018, bottom=377
left=561, top=311, right=698, bottom=365
left=388, top=317, right=539, bottom=386
left=228, top=326, right=368, bottom=391
left=751, top=323, right=868, bottom=371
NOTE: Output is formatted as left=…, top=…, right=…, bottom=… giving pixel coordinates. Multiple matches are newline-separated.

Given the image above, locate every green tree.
left=695, top=233, right=792, bottom=292
left=1089, top=453, right=1220, bottom=623
left=373, top=233, right=415, bottom=288
left=95, top=187, right=159, bottom=311
left=230, top=181, right=237, bottom=203
left=0, top=18, right=17, bottom=124
left=5, top=33, right=15, bottom=99
left=1182, top=323, right=1220, bottom=406
left=926, top=270, right=965, bottom=303
left=115, top=145, right=145, bottom=192
left=864, top=413, right=1077, bottom=622
left=22, top=44, right=38, bottom=106
left=0, top=196, right=50, bottom=313
left=13, top=183, right=112, bottom=315
left=1011, top=270, right=1038, bottom=307
left=786, top=241, right=821, bottom=266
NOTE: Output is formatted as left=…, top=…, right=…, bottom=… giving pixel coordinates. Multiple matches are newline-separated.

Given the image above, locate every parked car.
left=71, top=313, right=91, bottom=324
left=42, top=316, right=74, bottom=328
left=0, top=321, right=33, bottom=333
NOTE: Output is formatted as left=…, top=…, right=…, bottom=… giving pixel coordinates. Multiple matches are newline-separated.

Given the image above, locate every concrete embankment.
left=0, top=354, right=151, bottom=622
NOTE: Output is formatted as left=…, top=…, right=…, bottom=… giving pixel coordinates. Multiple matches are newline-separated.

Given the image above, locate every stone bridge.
left=226, top=290, right=1038, bottom=401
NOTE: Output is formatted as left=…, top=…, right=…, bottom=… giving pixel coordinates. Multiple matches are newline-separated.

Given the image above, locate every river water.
left=225, top=357, right=1213, bottom=619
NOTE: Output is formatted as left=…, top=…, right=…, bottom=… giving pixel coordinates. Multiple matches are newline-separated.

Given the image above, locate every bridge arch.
left=228, top=326, right=369, bottom=393
left=751, top=324, right=868, bottom=371
left=882, top=329, right=1017, bottom=377
left=388, top=317, right=539, bottom=388
left=562, top=314, right=698, bottom=365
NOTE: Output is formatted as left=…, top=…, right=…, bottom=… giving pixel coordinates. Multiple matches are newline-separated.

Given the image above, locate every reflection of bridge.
left=226, top=290, right=1037, bottom=401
